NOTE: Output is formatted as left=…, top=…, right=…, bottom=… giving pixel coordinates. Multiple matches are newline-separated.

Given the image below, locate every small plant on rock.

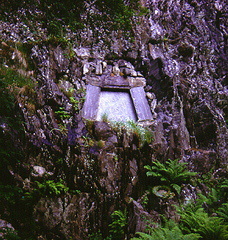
left=101, top=113, right=109, bottom=122
left=111, top=120, right=153, bottom=146
left=144, top=159, right=197, bottom=195
left=55, top=107, right=71, bottom=120
left=68, top=89, right=85, bottom=113
left=35, top=180, right=69, bottom=197
left=126, top=121, right=153, bottom=146
left=109, top=210, right=127, bottom=240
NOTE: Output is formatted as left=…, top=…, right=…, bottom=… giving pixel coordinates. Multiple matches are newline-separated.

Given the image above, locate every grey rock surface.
left=0, top=0, right=227, bottom=239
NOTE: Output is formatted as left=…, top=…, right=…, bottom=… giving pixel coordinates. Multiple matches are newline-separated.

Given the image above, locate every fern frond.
left=179, top=207, right=228, bottom=240
left=171, top=184, right=181, bottom=195
left=216, top=203, right=228, bottom=222
left=144, top=159, right=197, bottom=196
left=131, top=232, right=154, bottom=240
left=131, top=221, right=201, bottom=240
left=220, top=179, right=228, bottom=188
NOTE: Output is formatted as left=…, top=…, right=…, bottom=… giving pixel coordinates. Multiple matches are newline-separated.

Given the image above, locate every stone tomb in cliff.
left=96, top=89, right=137, bottom=121
left=82, top=76, right=153, bottom=122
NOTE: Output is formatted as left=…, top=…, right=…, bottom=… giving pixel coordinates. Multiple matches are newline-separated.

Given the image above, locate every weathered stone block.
left=130, top=87, right=153, bottom=121
left=127, top=77, right=146, bottom=87
left=83, top=63, right=90, bottom=75
left=95, top=62, right=103, bottom=75
left=82, top=84, right=100, bottom=120
left=74, top=47, right=90, bottom=59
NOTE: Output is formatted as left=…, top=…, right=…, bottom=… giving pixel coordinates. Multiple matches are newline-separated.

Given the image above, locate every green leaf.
left=144, top=159, right=197, bottom=196
left=171, top=184, right=181, bottom=195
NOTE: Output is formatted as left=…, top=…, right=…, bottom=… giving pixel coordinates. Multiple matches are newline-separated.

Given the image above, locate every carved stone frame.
left=82, top=76, right=153, bottom=121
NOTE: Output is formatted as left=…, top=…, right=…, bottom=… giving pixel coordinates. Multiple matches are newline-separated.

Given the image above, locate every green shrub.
left=195, top=178, right=228, bottom=214
left=144, top=159, right=197, bottom=195
left=0, top=185, right=23, bottom=205
left=178, top=207, right=228, bottom=240
left=131, top=220, right=200, bottom=240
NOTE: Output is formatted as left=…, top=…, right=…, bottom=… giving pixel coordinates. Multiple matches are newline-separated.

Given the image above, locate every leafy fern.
left=109, top=210, right=127, bottom=240
left=35, top=180, right=69, bottom=196
left=144, top=159, right=197, bottom=194
left=131, top=220, right=200, bottom=240
left=179, top=207, right=228, bottom=240
left=216, top=203, right=228, bottom=222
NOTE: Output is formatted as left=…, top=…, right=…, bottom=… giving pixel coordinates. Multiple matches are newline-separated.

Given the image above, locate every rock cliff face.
left=0, top=0, right=227, bottom=239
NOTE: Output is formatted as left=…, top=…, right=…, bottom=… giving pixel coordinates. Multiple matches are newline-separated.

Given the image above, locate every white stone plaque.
left=96, top=90, right=137, bottom=122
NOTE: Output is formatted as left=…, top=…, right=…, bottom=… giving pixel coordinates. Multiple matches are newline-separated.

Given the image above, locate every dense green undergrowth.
left=86, top=158, right=228, bottom=240
left=131, top=159, right=228, bottom=240
left=0, top=66, right=28, bottom=168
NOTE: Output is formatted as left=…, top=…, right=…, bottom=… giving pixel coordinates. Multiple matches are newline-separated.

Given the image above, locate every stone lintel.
left=89, top=75, right=147, bottom=89
left=102, top=76, right=129, bottom=88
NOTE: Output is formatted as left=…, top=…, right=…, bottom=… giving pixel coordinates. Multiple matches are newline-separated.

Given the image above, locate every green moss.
left=0, top=65, right=35, bottom=124
left=0, top=66, right=34, bottom=89
left=0, top=66, right=28, bottom=168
